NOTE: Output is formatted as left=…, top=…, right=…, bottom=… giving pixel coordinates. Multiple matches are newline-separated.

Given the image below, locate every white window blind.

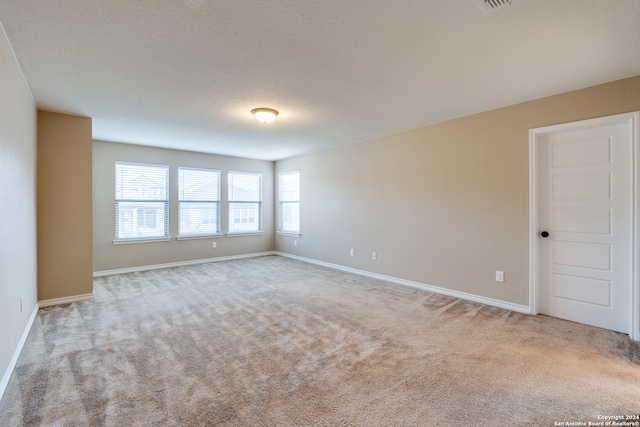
left=115, top=162, right=169, bottom=241
left=178, top=167, right=220, bottom=237
left=279, top=171, right=300, bottom=234
left=228, top=171, right=262, bottom=233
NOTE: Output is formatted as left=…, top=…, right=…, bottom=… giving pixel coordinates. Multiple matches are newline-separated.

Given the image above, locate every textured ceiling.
left=1, top=0, right=639, bottom=160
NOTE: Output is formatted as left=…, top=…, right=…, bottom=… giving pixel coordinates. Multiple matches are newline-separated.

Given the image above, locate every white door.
left=537, top=119, right=632, bottom=333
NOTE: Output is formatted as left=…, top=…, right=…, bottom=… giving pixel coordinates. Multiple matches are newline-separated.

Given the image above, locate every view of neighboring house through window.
left=228, top=171, right=262, bottom=233
left=278, top=171, right=300, bottom=234
left=115, top=161, right=169, bottom=241
left=178, top=167, right=220, bottom=237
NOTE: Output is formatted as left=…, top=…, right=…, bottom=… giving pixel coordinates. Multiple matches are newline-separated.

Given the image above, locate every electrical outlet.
left=350, top=249, right=355, bottom=257
left=20, top=296, right=23, bottom=312
left=372, top=252, right=377, bottom=260
left=294, top=240, right=297, bottom=246
left=496, top=271, right=504, bottom=282
left=212, top=242, right=217, bottom=249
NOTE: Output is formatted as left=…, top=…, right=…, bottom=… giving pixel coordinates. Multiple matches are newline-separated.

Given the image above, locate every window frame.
left=227, top=171, right=263, bottom=236
left=114, top=161, right=169, bottom=243
left=177, top=166, right=221, bottom=239
left=278, top=171, right=300, bottom=236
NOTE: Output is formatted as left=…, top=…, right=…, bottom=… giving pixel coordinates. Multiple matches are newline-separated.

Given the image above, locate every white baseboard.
left=0, top=303, right=38, bottom=403
left=276, top=252, right=530, bottom=314
left=38, top=293, right=94, bottom=308
left=93, top=251, right=277, bottom=277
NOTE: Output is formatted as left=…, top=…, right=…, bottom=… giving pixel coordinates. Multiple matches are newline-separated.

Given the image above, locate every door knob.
left=541, top=231, right=549, bottom=238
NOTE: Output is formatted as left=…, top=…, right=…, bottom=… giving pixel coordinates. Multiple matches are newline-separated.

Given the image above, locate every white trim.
left=93, top=251, right=277, bottom=277
left=176, top=234, right=222, bottom=240
left=113, top=237, right=171, bottom=245
left=0, top=304, right=38, bottom=402
left=276, top=252, right=530, bottom=314
left=528, top=125, right=539, bottom=317
left=178, top=166, right=221, bottom=173
left=277, top=231, right=301, bottom=237
left=226, top=232, right=264, bottom=237
left=529, top=112, right=640, bottom=341
left=632, top=112, right=640, bottom=341
left=38, top=293, right=94, bottom=308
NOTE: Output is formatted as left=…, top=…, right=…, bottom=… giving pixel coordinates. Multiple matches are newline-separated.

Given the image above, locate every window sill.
left=176, top=234, right=222, bottom=241
left=278, top=231, right=301, bottom=237
left=226, top=232, right=264, bottom=237
left=113, top=237, right=171, bottom=245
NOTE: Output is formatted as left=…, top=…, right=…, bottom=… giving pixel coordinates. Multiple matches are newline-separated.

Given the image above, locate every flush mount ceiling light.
left=251, top=108, right=279, bottom=124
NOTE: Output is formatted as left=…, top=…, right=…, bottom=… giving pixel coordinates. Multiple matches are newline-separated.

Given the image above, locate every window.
left=228, top=171, right=262, bottom=234
left=279, top=171, right=300, bottom=235
left=178, top=167, right=220, bottom=237
left=115, top=162, right=169, bottom=241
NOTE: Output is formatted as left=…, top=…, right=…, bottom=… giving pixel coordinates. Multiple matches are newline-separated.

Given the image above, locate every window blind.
left=178, top=167, right=220, bottom=237
left=115, top=162, right=169, bottom=240
left=228, top=171, right=262, bottom=233
left=279, top=171, right=300, bottom=234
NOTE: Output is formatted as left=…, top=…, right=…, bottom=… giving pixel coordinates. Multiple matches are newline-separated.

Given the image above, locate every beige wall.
left=275, top=75, right=640, bottom=307
left=0, top=26, right=37, bottom=390
left=37, top=111, right=93, bottom=301
left=93, top=141, right=275, bottom=272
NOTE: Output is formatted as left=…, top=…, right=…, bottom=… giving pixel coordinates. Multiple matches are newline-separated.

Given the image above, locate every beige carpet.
left=1, top=255, right=639, bottom=426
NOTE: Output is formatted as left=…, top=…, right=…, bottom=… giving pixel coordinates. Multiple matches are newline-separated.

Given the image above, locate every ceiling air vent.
left=475, top=0, right=518, bottom=14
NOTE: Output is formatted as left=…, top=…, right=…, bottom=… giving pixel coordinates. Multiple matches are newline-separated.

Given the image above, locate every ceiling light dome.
left=251, top=108, right=279, bottom=124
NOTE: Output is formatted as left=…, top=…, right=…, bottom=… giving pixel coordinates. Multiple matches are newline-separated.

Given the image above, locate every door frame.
left=528, top=112, right=640, bottom=341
